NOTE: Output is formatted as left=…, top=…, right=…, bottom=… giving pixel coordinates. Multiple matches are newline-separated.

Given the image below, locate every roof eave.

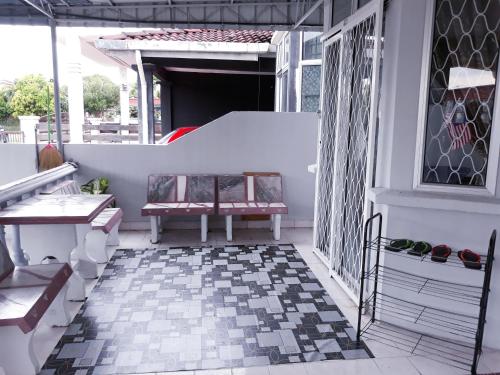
left=94, top=39, right=273, bottom=55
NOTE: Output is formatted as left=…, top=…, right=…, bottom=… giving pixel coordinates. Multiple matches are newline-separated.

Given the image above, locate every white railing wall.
left=0, top=111, right=318, bottom=229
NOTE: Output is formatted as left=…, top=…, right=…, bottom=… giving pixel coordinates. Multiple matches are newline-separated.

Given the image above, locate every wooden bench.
left=142, top=175, right=216, bottom=243
left=0, top=241, right=72, bottom=375
left=40, top=180, right=123, bottom=263
left=218, top=175, right=288, bottom=241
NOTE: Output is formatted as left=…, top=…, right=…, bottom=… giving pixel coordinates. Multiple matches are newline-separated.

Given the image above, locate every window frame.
left=301, top=31, right=322, bottom=61
left=296, top=59, right=322, bottom=113
left=413, top=0, right=500, bottom=196
left=275, top=33, right=291, bottom=112
left=296, top=32, right=322, bottom=113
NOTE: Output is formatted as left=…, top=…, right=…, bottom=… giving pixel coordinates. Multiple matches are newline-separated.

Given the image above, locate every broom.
left=38, top=81, right=63, bottom=171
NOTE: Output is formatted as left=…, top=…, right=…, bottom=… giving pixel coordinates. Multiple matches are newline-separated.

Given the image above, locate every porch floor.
left=6, top=228, right=500, bottom=375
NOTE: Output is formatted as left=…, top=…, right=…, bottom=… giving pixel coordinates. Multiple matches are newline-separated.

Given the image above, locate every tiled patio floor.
left=41, top=244, right=371, bottom=374
left=4, top=227, right=500, bottom=375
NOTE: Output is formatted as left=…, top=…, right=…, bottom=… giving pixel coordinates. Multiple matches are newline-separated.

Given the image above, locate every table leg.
left=20, top=224, right=86, bottom=300
left=74, top=223, right=98, bottom=279
left=11, top=225, right=29, bottom=266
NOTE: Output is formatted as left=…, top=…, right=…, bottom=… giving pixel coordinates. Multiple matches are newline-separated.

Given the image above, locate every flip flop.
left=385, top=239, right=414, bottom=252
left=407, top=241, right=432, bottom=256
left=431, top=245, right=452, bottom=263
left=458, top=249, right=482, bottom=270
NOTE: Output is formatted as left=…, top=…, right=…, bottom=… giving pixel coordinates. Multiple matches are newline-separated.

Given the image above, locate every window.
left=421, top=0, right=499, bottom=187
left=280, top=72, right=288, bottom=112
left=303, top=32, right=322, bottom=60
left=301, top=65, right=321, bottom=112
left=358, top=0, right=372, bottom=8
left=332, top=0, right=352, bottom=26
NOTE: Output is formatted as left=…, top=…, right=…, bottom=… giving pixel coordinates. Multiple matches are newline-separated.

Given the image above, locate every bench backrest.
left=40, top=180, right=80, bottom=195
left=0, top=240, right=14, bottom=281
left=218, top=175, right=283, bottom=203
left=148, top=175, right=216, bottom=203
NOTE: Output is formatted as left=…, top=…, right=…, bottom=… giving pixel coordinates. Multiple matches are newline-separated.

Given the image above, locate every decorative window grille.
left=301, top=65, right=322, bottom=112
left=422, top=0, right=499, bottom=186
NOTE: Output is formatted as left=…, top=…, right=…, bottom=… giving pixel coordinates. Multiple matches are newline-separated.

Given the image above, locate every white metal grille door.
left=313, top=2, right=382, bottom=299
left=314, top=39, right=342, bottom=263
left=330, top=14, right=377, bottom=296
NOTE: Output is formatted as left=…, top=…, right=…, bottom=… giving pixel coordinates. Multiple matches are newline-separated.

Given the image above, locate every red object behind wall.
left=157, top=126, right=198, bottom=144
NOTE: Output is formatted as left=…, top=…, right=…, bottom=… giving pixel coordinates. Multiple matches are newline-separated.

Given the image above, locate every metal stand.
left=357, top=213, right=496, bottom=375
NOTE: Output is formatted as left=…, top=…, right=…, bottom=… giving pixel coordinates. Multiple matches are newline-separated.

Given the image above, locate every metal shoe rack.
left=356, top=213, right=496, bottom=375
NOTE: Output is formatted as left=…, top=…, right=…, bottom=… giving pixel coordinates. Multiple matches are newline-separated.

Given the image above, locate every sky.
left=0, top=25, right=138, bottom=85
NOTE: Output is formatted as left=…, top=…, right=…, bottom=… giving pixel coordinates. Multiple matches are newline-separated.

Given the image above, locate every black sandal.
left=458, top=249, right=482, bottom=270
left=385, top=239, right=414, bottom=252
left=407, top=241, right=432, bottom=256
left=431, top=245, right=452, bottom=263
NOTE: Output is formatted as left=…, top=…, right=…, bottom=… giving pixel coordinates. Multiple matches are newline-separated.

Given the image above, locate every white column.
left=119, top=67, right=130, bottom=127
left=66, top=32, right=84, bottom=143
left=18, top=116, right=40, bottom=144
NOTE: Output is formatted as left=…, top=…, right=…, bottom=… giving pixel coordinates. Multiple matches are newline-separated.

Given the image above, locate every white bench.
left=0, top=241, right=72, bottom=375
left=218, top=175, right=288, bottom=241
left=41, top=180, right=123, bottom=263
left=142, top=175, right=216, bottom=243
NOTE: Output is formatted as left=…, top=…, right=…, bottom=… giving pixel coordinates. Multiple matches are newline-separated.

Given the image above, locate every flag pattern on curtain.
left=443, top=100, right=472, bottom=150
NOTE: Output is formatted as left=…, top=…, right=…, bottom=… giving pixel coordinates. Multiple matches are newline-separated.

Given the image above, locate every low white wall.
left=0, top=144, right=39, bottom=185
left=24, top=111, right=316, bottom=228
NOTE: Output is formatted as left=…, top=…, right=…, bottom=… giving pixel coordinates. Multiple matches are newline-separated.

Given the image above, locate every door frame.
left=313, top=0, right=383, bottom=304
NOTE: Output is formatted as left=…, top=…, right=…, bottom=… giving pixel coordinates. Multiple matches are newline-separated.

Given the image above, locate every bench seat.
left=218, top=202, right=288, bottom=215
left=218, top=174, right=288, bottom=241
left=91, top=207, right=123, bottom=234
left=142, top=202, right=215, bottom=216
left=0, top=242, right=73, bottom=375
left=142, top=175, right=216, bottom=243
left=0, top=263, right=72, bottom=333
left=86, top=207, right=123, bottom=263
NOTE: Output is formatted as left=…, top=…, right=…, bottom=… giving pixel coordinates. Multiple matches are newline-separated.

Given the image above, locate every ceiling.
left=0, top=0, right=324, bottom=30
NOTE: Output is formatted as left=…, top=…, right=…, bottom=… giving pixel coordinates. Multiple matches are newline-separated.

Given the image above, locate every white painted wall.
left=0, top=112, right=318, bottom=228
left=0, top=143, right=38, bottom=184
left=373, top=0, right=500, bottom=350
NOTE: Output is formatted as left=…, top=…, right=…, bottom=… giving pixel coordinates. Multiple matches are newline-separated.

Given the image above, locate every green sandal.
left=385, top=239, right=414, bottom=252
left=407, top=241, right=432, bottom=256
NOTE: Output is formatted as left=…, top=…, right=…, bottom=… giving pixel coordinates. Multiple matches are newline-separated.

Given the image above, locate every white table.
left=0, top=194, right=114, bottom=300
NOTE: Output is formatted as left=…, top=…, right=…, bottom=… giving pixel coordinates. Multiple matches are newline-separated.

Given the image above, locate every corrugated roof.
left=100, top=28, right=274, bottom=44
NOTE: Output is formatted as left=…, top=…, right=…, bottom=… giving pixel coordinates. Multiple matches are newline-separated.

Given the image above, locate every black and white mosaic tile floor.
left=42, top=244, right=372, bottom=374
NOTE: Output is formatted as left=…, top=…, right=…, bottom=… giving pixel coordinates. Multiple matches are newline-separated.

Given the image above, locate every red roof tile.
left=101, top=28, right=273, bottom=44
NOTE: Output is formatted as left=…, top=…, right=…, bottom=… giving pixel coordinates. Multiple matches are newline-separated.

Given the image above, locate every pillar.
left=66, top=31, right=84, bottom=144
left=132, top=65, right=143, bottom=144
left=160, top=81, right=172, bottom=136
left=18, top=116, right=40, bottom=144
left=143, top=63, right=156, bottom=144
left=50, top=20, right=64, bottom=155
left=287, top=32, right=300, bottom=112
left=119, top=67, right=130, bottom=126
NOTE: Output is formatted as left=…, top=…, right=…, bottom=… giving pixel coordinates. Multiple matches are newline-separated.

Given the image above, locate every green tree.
left=0, top=85, right=14, bottom=120
left=10, top=74, right=54, bottom=117
left=83, top=74, right=119, bottom=116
